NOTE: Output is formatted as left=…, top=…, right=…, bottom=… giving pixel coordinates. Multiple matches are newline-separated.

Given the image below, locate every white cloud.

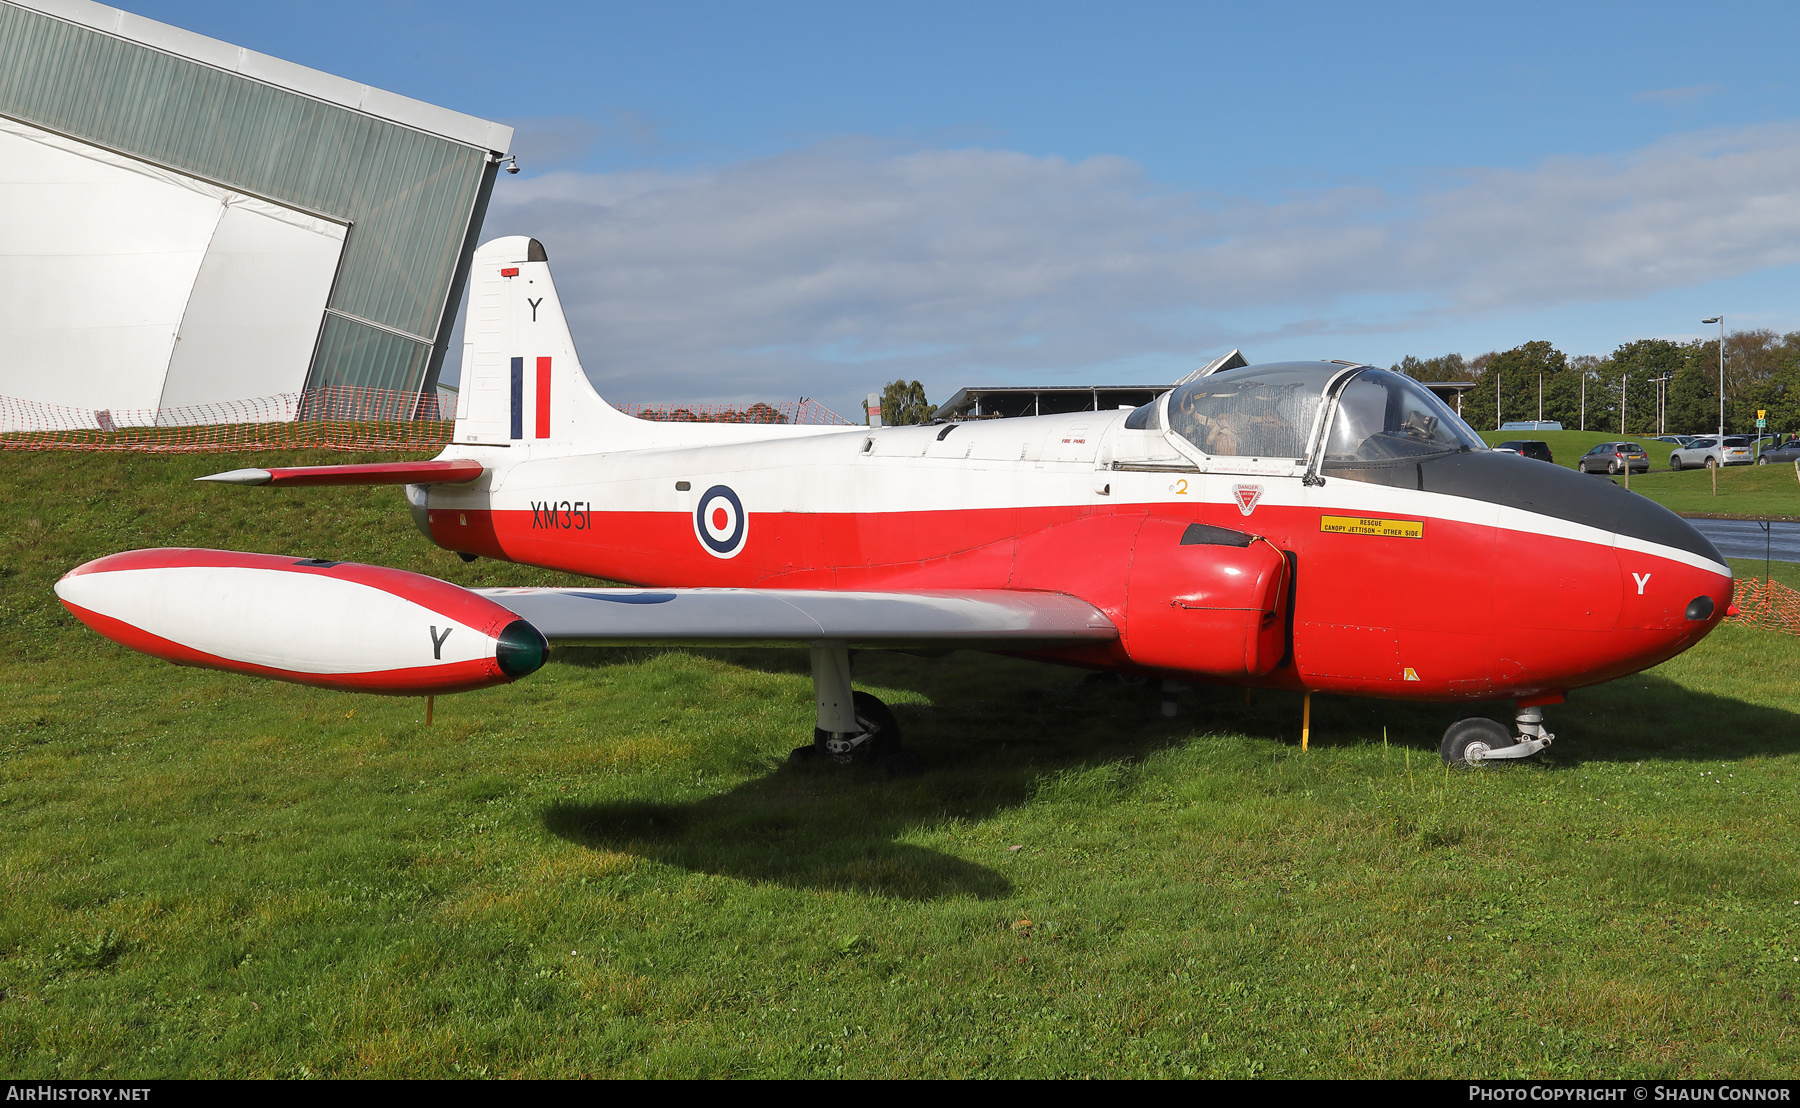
left=480, top=124, right=1800, bottom=409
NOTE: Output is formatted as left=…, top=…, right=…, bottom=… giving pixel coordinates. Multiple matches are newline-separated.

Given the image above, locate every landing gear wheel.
left=1441, top=717, right=1513, bottom=767
left=814, top=691, right=904, bottom=766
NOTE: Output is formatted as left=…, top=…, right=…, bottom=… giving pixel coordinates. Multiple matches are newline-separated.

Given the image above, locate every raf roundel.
left=694, top=485, right=748, bottom=558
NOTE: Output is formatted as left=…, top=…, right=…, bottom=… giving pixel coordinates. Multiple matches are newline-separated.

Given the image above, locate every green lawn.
left=1477, top=430, right=1800, bottom=519
left=3, top=448, right=1799, bottom=1078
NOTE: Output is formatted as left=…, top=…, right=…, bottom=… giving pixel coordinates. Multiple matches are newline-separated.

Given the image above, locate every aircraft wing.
left=474, top=586, right=1119, bottom=649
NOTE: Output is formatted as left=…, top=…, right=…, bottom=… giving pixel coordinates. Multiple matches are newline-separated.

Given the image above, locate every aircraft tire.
left=1441, top=717, right=1513, bottom=768
left=813, top=690, right=902, bottom=765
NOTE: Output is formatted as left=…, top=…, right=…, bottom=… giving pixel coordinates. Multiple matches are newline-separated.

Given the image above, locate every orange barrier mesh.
left=1726, top=577, right=1800, bottom=636
left=0, top=390, right=850, bottom=453
left=0, top=388, right=448, bottom=454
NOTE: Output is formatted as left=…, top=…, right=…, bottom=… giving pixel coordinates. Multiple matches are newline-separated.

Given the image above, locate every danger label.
left=1320, top=515, right=1424, bottom=539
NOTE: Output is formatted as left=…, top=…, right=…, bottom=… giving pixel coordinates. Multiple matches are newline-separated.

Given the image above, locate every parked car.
left=1577, top=442, right=1648, bottom=475
left=1758, top=437, right=1800, bottom=464
left=1669, top=435, right=1754, bottom=469
left=1494, top=439, right=1554, bottom=463
left=1653, top=435, right=1697, bottom=447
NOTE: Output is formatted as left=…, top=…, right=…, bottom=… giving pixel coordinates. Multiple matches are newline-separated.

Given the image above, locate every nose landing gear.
left=1440, top=704, right=1556, bottom=767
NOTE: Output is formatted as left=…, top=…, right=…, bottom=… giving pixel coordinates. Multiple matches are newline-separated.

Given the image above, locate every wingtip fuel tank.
left=55, top=549, right=547, bottom=695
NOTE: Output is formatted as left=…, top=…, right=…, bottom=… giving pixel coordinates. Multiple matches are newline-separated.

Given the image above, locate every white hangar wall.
left=0, top=117, right=345, bottom=428
left=0, top=0, right=513, bottom=428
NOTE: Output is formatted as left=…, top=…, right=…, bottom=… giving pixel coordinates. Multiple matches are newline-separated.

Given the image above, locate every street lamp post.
left=1652, top=374, right=1673, bottom=435
left=1703, top=316, right=1724, bottom=438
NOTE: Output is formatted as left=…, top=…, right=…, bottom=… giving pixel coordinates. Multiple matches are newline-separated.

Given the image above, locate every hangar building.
left=0, top=0, right=512, bottom=427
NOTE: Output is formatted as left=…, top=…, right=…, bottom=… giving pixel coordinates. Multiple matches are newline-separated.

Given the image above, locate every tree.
left=1607, top=339, right=1686, bottom=436
left=1460, top=342, right=1567, bottom=431
left=880, top=380, right=932, bottom=425
left=1392, top=353, right=1470, bottom=382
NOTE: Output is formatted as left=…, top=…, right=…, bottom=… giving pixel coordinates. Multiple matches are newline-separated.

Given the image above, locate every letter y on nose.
left=1632, top=572, right=1651, bottom=595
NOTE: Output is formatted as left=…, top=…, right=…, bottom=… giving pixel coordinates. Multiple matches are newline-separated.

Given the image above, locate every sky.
left=129, top=0, right=1800, bottom=416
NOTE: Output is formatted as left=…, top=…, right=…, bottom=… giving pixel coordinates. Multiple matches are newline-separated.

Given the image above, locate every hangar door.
left=0, top=116, right=346, bottom=429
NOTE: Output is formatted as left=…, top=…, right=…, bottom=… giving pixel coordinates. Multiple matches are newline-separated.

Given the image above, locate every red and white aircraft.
left=56, top=236, right=1735, bottom=767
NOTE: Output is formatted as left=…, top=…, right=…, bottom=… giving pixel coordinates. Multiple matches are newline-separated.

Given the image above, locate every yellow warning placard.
left=1320, top=515, right=1424, bottom=539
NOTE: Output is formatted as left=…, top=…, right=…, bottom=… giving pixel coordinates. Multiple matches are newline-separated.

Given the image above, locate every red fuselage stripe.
left=428, top=500, right=1730, bottom=701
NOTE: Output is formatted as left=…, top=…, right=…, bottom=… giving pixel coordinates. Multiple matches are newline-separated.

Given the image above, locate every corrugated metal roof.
left=11, top=0, right=512, bottom=153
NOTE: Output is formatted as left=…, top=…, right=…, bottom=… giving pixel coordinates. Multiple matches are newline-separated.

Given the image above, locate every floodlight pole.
left=1652, top=374, right=1673, bottom=435
left=1538, top=373, right=1543, bottom=425
left=1703, top=316, right=1725, bottom=438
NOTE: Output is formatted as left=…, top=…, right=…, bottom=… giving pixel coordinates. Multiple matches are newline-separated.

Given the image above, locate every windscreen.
left=1322, top=368, right=1487, bottom=470
left=1166, top=363, right=1337, bottom=459
left=1123, top=395, right=1165, bottom=430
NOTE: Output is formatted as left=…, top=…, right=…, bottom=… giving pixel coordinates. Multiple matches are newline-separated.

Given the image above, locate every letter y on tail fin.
left=453, top=236, right=635, bottom=449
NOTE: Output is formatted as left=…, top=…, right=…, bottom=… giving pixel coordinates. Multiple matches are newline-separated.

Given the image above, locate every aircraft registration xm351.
left=56, top=236, right=1735, bottom=768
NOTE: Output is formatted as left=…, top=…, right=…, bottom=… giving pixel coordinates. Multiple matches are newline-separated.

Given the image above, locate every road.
left=1685, top=518, right=1800, bottom=563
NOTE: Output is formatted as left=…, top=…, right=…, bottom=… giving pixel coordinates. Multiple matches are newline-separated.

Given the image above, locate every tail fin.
left=453, top=236, right=636, bottom=448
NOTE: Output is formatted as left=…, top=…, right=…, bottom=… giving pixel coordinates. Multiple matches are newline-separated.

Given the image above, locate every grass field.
left=1476, top=430, right=1800, bottom=519
left=3, top=448, right=1800, bottom=1078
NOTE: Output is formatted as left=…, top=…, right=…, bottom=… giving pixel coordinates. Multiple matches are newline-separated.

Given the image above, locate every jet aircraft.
left=55, top=237, right=1736, bottom=768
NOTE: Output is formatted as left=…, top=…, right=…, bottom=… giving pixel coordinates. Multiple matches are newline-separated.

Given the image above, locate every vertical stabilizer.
left=454, top=236, right=635, bottom=448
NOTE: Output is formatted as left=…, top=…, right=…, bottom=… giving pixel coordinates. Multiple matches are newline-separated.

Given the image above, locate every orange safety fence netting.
left=0, top=388, right=450, bottom=454
left=0, top=391, right=852, bottom=453
left=1725, top=576, right=1800, bottom=636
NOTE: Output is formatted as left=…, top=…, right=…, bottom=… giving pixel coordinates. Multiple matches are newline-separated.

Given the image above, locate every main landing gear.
left=790, top=642, right=919, bottom=774
left=1440, top=704, right=1556, bottom=767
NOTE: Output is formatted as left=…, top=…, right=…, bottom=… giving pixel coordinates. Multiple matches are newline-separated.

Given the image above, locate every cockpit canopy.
left=1128, top=361, right=1486, bottom=473
left=1320, top=366, right=1487, bottom=466
left=1167, top=363, right=1331, bottom=461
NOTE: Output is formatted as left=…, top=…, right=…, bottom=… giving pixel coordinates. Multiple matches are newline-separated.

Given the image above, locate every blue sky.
left=132, top=1, right=1800, bottom=413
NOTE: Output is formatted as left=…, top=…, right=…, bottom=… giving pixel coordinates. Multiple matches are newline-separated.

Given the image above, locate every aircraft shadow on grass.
left=541, top=651, right=1213, bottom=901
left=555, top=643, right=1800, bottom=766
left=541, top=650, right=1800, bottom=896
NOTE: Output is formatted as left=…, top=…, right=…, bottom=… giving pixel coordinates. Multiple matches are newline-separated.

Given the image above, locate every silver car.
left=1669, top=435, right=1754, bottom=470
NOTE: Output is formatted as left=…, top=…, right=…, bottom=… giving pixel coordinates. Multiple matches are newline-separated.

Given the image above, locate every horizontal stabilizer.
left=476, top=586, right=1118, bottom=649
left=197, top=460, right=485, bottom=487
